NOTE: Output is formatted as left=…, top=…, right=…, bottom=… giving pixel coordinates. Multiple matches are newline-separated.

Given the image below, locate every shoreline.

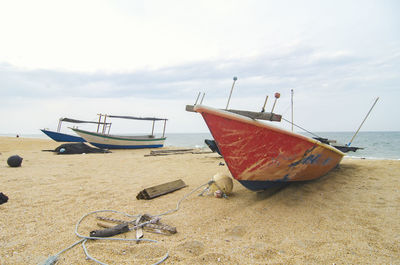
left=1, top=135, right=399, bottom=161
left=1, top=136, right=399, bottom=264
left=343, top=156, right=400, bottom=161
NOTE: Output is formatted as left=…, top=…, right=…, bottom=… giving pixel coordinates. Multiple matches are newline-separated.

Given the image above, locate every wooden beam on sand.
left=136, top=179, right=187, bottom=200
left=145, top=149, right=212, bottom=156
left=185, top=105, right=282, bottom=122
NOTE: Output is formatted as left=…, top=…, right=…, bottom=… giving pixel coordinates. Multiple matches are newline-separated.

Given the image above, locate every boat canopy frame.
left=57, top=118, right=112, bottom=133
left=100, top=114, right=168, bottom=138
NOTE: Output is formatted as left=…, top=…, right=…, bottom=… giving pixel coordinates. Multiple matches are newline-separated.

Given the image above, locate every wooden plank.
left=185, top=105, right=282, bottom=122
left=136, top=179, right=187, bottom=200
left=150, top=149, right=194, bottom=154
left=145, top=149, right=212, bottom=156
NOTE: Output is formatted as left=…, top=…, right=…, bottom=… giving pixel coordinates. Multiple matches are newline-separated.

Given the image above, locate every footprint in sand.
left=242, top=242, right=278, bottom=260
left=195, top=252, right=239, bottom=264
left=175, top=240, right=205, bottom=257
left=227, top=225, right=247, bottom=239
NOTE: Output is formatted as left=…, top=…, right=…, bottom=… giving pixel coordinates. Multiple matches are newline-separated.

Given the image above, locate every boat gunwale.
left=70, top=128, right=166, bottom=142
left=193, top=104, right=345, bottom=156
left=40, top=128, right=86, bottom=142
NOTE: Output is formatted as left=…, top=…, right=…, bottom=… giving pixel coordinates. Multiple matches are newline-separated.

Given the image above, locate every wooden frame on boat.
left=70, top=115, right=168, bottom=149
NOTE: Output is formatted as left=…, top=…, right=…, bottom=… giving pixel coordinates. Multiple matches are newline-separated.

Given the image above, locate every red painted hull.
left=194, top=105, right=344, bottom=191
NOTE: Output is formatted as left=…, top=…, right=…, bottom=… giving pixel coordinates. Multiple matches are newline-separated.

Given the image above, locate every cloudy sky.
left=0, top=0, right=399, bottom=135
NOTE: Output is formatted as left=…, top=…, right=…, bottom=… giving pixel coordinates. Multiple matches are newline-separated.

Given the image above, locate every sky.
left=0, top=0, right=399, bottom=135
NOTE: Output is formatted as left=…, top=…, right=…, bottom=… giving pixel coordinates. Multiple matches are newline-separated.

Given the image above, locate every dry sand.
left=1, top=136, right=399, bottom=264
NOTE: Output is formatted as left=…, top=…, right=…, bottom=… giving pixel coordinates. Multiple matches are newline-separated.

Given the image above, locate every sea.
left=2, top=131, right=399, bottom=160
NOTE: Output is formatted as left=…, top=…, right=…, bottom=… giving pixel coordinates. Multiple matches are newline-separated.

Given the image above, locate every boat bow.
left=193, top=105, right=344, bottom=191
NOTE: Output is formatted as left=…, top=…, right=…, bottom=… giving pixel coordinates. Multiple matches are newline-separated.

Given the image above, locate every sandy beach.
left=1, top=136, right=399, bottom=264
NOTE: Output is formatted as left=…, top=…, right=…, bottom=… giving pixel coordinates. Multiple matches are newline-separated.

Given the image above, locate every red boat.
left=189, top=104, right=345, bottom=191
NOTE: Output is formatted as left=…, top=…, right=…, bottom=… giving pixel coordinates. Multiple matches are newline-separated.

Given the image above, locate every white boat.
left=70, top=115, right=167, bottom=149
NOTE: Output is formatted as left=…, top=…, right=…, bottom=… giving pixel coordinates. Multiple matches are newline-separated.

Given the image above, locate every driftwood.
left=151, top=149, right=194, bottom=153
left=145, top=149, right=212, bottom=157
left=136, top=179, right=187, bottom=200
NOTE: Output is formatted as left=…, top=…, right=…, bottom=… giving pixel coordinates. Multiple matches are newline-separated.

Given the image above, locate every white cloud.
left=0, top=0, right=399, bottom=134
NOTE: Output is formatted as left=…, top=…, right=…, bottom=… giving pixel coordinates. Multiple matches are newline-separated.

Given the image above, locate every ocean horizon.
left=2, top=131, right=399, bottom=160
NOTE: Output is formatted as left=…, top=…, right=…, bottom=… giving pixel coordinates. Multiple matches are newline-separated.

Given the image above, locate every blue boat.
left=41, top=117, right=111, bottom=142
left=40, top=129, right=85, bottom=142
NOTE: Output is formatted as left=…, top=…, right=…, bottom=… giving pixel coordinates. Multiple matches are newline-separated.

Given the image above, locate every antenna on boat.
left=291, top=89, right=294, bottom=132
left=194, top=92, right=201, bottom=105
left=271, top=92, right=280, bottom=113
left=261, top=95, right=269, bottom=112
left=200, top=92, right=205, bottom=104
left=225, top=76, right=238, bottom=109
left=347, top=97, right=379, bottom=146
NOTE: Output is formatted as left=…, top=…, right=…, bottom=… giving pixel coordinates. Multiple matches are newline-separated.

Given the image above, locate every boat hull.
left=71, top=128, right=166, bottom=149
left=194, top=105, right=344, bottom=191
left=40, top=129, right=85, bottom=142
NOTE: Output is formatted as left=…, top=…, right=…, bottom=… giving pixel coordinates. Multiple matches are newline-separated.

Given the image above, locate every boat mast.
left=225, top=76, right=238, bottom=109
left=347, top=97, right=379, bottom=146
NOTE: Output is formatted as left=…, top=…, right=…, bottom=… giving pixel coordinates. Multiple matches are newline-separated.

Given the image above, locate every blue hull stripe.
left=41, top=130, right=85, bottom=142
left=90, top=143, right=164, bottom=149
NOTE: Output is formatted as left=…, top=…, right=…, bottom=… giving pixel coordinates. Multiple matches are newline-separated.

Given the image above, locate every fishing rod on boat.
left=346, top=97, right=379, bottom=147
left=225, top=76, right=238, bottom=109
left=270, top=92, right=280, bottom=113
left=261, top=96, right=269, bottom=112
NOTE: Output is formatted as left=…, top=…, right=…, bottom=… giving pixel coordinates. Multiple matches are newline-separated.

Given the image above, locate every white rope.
left=39, top=182, right=210, bottom=265
left=155, top=182, right=209, bottom=217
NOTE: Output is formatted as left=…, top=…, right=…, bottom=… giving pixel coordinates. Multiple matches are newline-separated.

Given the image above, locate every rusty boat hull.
left=194, top=105, right=345, bottom=191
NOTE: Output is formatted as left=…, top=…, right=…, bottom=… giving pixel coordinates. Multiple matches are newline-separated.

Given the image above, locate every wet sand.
left=1, top=136, right=399, bottom=264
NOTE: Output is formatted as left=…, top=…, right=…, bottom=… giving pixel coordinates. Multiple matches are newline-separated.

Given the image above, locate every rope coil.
left=39, top=182, right=210, bottom=265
